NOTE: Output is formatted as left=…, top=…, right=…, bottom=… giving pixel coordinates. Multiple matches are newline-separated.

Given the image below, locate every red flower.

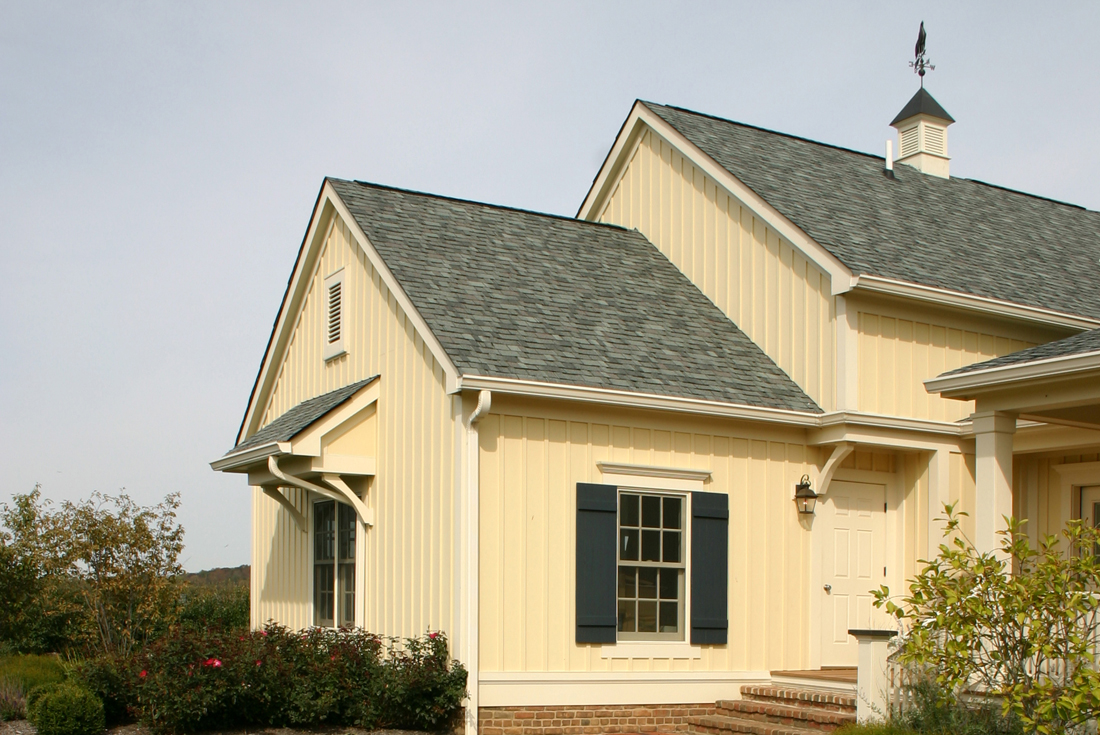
left=203, top=657, right=223, bottom=668
left=139, top=670, right=147, bottom=679
left=260, top=630, right=268, bottom=636
left=255, top=660, right=262, bottom=666
left=429, top=632, right=438, bottom=639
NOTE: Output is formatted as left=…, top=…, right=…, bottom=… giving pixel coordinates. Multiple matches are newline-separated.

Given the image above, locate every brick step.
left=739, top=686, right=856, bottom=714
left=716, top=700, right=855, bottom=729
left=689, top=713, right=822, bottom=735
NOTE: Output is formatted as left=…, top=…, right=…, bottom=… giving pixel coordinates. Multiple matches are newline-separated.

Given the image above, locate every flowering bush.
left=130, top=624, right=466, bottom=734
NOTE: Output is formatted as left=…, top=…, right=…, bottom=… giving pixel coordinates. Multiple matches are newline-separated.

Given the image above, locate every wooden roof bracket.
left=267, top=455, right=373, bottom=530
left=815, top=442, right=855, bottom=498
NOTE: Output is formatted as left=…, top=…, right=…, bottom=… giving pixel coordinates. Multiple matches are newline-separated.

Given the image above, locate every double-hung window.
left=313, top=499, right=356, bottom=627
left=617, top=492, right=684, bottom=639
left=575, top=482, right=727, bottom=646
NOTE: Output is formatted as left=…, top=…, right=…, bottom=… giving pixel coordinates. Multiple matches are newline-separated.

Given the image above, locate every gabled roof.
left=642, top=102, right=1100, bottom=320
left=943, top=328, right=1100, bottom=376
left=327, top=179, right=821, bottom=414
left=890, top=88, right=954, bottom=125
left=232, top=376, right=378, bottom=451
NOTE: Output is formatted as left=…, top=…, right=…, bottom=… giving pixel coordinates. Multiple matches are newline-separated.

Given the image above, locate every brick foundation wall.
left=478, top=704, right=716, bottom=735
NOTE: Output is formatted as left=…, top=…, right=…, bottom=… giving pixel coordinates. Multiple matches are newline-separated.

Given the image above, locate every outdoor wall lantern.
left=794, top=474, right=818, bottom=515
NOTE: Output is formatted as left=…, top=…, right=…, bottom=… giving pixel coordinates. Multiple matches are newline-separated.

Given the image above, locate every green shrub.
left=176, top=582, right=249, bottom=632
left=30, top=683, right=105, bottom=735
left=897, top=679, right=1021, bottom=735
left=876, top=505, right=1100, bottom=735
left=836, top=724, right=920, bottom=735
left=26, top=681, right=67, bottom=722
left=129, top=624, right=466, bottom=734
left=69, top=654, right=136, bottom=725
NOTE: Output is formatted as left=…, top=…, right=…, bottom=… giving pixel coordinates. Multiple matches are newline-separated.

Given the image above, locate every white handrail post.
left=850, top=629, right=897, bottom=722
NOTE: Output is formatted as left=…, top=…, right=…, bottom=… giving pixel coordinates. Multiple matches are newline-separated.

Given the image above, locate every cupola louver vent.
left=323, top=269, right=346, bottom=360
left=889, top=87, right=954, bottom=178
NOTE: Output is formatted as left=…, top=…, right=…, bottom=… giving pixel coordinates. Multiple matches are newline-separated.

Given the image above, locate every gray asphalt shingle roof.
left=233, top=377, right=378, bottom=451
left=944, top=328, right=1100, bottom=376
left=329, top=178, right=820, bottom=413
left=644, top=101, right=1100, bottom=319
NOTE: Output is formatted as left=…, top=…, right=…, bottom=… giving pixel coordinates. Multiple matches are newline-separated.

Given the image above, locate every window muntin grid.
left=314, top=499, right=356, bottom=628
left=617, top=491, right=685, bottom=640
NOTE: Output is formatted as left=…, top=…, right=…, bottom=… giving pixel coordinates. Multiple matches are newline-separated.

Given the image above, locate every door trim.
left=808, top=468, right=902, bottom=670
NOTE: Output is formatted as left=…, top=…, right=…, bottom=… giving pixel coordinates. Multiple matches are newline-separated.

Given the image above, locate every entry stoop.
left=689, top=685, right=856, bottom=735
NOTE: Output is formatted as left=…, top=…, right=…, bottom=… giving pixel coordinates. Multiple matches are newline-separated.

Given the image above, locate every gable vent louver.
left=323, top=269, right=346, bottom=360
left=327, top=281, right=342, bottom=344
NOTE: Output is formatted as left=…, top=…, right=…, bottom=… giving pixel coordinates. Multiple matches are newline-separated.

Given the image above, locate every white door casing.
left=819, top=480, right=888, bottom=666
left=1081, top=486, right=1100, bottom=530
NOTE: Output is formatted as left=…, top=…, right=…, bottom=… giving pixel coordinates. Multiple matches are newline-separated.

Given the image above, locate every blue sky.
left=2, top=1, right=1097, bottom=571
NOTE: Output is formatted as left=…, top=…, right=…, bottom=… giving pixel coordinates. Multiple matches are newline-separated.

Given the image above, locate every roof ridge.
left=335, top=178, right=633, bottom=232
left=642, top=100, right=885, bottom=163
left=644, top=102, right=1099, bottom=214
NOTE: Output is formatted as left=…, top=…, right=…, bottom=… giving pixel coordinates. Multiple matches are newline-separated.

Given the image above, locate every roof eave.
left=925, top=350, right=1100, bottom=398
left=457, top=374, right=822, bottom=426
left=210, top=441, right=292, bottom=473
left=851, top=275, right=1100, bottom=331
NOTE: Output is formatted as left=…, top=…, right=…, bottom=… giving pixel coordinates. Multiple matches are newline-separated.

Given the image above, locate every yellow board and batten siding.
left=478, top=397, right=820, bottom=674
left=251, top=212, right=458, bottom=639
left=858, top=311, right=1036, bottom=422
left=597, top=127, right=836, bottom=412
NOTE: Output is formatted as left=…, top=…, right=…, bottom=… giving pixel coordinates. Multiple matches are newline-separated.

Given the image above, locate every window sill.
left=323, top=348, right=347, bottom=362
left=600, top=641, right=701, bottom=659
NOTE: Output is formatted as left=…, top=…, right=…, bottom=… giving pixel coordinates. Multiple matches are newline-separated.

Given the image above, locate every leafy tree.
left=0, top=486, right=185, bottom=657
left=875, top=503, right=1100, bottom=735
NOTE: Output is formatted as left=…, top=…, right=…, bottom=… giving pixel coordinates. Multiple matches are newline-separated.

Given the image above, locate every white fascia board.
left=925, top=349, right=1100, bottom=397
left=817, top=410, right=966, bottom=436
left=238, top=192, right=337, bottom=444
left=811, top=411, right=968, bottom=451
left=325, top=184, right=462, bottom=393
left=852, top=275, right=1100, bottom=331
left=288, top=377, right=380, bottom=457
left=577, top=102, right=854, bottom=295
left=457, top=374, right=821, bottom=427
left=210, top=441, right=291, bottom=473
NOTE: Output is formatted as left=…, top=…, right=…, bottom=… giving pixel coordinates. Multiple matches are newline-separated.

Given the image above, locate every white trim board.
left=478, top=671, right=769, bottom=707
left=578, top=103, right=853, bottom=295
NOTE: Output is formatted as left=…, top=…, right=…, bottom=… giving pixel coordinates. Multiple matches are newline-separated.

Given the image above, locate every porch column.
left=927, top=449, right=952, bottom=558
left=972, top=411, right=1017, bottom=558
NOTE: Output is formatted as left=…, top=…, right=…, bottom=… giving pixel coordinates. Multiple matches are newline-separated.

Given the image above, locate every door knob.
left=823, top=584, right=832, bottom=592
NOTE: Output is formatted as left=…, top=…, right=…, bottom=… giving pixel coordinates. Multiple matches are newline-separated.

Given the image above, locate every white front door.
left=820, top=480, right=889, bottom=666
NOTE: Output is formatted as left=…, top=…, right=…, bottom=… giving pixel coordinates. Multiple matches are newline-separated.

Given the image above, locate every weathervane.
left=909, top=21, right=935, bottom=86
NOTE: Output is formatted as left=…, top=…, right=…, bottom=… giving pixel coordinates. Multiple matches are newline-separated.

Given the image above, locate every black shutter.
left=691, top=491, right=728, bottom=645
left=576, top=483, right=618, bottom=643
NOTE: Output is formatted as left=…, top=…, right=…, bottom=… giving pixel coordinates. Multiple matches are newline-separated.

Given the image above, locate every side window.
left=617, top=492, right=684, bottom=640
left=575, top=483, right=727, bottom=646
left=313, top=499, right=356, bottom=627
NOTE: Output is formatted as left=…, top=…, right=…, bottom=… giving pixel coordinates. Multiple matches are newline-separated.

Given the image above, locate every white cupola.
left=889, top=87, right=954, bottom=178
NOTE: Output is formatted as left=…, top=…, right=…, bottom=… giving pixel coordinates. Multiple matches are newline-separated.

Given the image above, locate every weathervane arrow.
left=909, top=21, right=935, bottom=86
